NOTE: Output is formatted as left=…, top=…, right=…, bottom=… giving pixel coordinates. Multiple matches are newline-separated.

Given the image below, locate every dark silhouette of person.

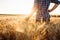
left=25, top=0, right=60, bottom=23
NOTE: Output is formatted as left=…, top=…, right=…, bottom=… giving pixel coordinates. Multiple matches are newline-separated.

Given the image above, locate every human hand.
left=25, top=16, right=30, bottom=22
left=48, top=10, right=52, bottom=12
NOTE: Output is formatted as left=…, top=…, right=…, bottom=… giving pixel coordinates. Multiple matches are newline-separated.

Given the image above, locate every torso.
left=35, top=0, right=51, bottom=20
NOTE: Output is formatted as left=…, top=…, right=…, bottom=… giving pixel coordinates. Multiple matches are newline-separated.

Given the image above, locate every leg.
left=43, top=18, right=50, bottom=22
left=36, top=19, right=41, bottom=23
left=43, top=16, right=50, bottom=24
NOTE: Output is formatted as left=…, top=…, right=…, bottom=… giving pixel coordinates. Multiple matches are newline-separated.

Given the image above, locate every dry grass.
left=0, top=15, right=60, bottom=40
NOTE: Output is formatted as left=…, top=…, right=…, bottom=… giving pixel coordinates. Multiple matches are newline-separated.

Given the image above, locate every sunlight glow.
left=0, top=0, right=34, bottom=15
left=0, top=0, right=60, bottom=15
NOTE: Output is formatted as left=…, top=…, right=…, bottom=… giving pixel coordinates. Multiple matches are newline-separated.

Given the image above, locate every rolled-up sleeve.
left=34, top=0, right=39, bottom=8
left=34, top=0, right=38, bottom=4
left=51, top=0, right=60, bottom=4
left=34, top=0, right=38, bottom=6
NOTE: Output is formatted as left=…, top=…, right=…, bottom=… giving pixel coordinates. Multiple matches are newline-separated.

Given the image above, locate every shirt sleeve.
left=51, top=0, right=60, bottom=4
left=34, top=0, right=39, bottom=7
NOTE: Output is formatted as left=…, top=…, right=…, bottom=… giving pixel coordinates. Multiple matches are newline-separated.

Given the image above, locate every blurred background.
left=0, top=0, right=60, bottom=15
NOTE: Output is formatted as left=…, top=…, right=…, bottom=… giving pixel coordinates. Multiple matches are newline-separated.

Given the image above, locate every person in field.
left=25, top=0, right=60, bottom=23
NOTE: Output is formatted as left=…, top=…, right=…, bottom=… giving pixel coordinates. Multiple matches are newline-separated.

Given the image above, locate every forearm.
left=27, top=5, right=38, bottom=18
left=48, top=4, right=59, bottom=12
left=25, top=6, right=37, bottom=21
left=27, top=7, right=36, bottom=18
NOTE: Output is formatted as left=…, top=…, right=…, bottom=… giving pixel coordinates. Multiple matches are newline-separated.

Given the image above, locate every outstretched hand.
left=25, top=12, right=34, bottom=21
left=48, top=10, right=53, bottom=12
left=25, top=14, right=32, bottom=21
left=25, top=17, right=29, bottom=21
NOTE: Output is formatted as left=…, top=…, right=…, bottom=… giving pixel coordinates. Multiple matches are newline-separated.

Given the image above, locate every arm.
left=48, top=0, right=60, bottom=12
left=27, top=6, right=37, bottom=18
left=48, top=3, right=59, bottom=12
left=25, top=4, right=38, bottom=21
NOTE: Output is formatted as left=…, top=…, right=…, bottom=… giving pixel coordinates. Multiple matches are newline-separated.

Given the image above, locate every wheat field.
left=0, top=15, right=60, bottom=40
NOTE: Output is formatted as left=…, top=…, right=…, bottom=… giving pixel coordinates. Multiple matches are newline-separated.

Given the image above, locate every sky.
left=0, top=0, right=60, bottom=15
